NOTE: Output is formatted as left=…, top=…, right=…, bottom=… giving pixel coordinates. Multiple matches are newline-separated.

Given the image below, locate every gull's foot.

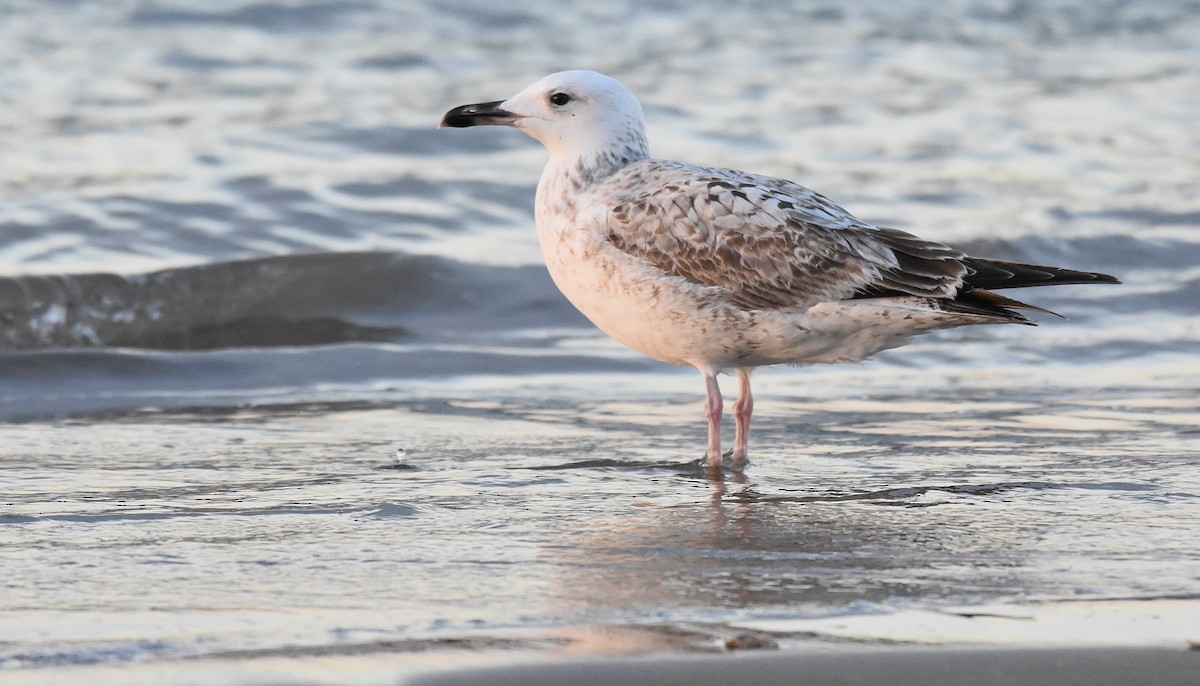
left=701, top=452, right=723, bottom=478
left=693, top=452, right=749, bottom=480
left=724, top=449, right=749, bottom=472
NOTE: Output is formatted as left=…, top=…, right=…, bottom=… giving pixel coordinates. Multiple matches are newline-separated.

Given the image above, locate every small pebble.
left=723, top=632, right=778, bottom=651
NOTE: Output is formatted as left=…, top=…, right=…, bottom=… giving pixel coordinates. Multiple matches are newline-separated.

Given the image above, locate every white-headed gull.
left=441, top=70, right=1118, bottom=472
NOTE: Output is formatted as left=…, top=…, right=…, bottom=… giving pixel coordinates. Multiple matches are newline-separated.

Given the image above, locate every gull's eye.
left=549, top=92, right=572, bottom=107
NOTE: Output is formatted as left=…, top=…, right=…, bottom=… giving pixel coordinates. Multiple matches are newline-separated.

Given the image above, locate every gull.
left=440, top=70, right=1118, bottom=473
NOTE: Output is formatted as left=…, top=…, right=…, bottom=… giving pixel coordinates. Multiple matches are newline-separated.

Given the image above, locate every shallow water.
left=2, top=0, right=1199, bottom=682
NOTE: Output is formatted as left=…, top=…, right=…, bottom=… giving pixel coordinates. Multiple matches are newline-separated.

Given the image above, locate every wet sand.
left=8, top=613, right=1196, bottom=686
left=3, top=374, right=1197, bottom=683
left=409, top=646, right=1200, bottom=686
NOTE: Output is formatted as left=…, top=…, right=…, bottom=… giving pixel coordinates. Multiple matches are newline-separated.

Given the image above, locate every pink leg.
left=732, top=368, right=753, bottom=469
left=704, top=372, right=723, bottom=472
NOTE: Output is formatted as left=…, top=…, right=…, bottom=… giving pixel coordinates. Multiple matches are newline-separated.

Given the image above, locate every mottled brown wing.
left=603, top=161, right=969, bottom=310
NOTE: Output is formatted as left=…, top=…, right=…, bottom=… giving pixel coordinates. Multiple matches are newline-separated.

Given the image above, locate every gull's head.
left=440, top=70, right=649, bottom=161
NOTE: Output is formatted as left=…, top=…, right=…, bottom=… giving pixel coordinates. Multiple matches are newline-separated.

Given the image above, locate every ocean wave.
left=0, top=251, right=586, bottom=351
left=1, top=235, right=1194, bottom=353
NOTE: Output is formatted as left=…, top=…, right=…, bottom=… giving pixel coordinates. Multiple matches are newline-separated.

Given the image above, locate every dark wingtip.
left=963, top=258, right=1122, bottom=290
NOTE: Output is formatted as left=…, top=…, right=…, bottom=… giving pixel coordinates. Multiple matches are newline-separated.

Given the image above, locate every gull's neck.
left=537, top=129, right=650, bottom=221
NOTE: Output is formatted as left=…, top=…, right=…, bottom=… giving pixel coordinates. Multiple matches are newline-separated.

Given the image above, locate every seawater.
left=1, top=0, right=1198, bottom=682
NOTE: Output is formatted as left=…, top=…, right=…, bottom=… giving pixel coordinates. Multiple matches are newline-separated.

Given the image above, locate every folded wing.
left=602, top=161, right=1117, bottom=323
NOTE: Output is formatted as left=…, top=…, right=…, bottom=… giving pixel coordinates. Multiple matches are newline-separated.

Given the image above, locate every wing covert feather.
left=603, top=161, right=968, bottom=310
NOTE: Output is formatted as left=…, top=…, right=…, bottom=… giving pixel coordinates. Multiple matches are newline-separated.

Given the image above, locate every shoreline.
left=5, top=599, right=1198, bottom=685
left=408, top=645, right=1200, bottom=686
